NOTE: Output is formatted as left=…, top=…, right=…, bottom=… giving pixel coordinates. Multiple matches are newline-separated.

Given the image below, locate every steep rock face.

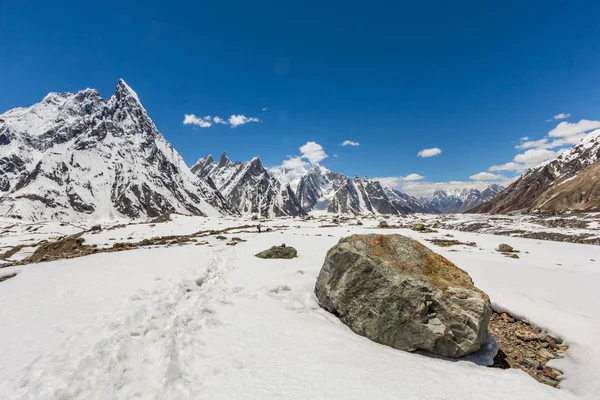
left=472, top=132, right=600, bottom=213
left=527, top=160, right=600, bottom=212
left=296, top=165, right=347, bottom=211
left=422, top=185, right=505, bottom=213
left=423, top=190, right=464, bottom=213
left=0, top=80, right=235, bottom=221
left=384, top=188, right=438, bottom=214
left=315, top=234, right=492, bottom=357
left=295, top=165, right=433, bottom=215
left=328, top=176, right=399, bottom=215
left=193, top=152, right=306, bottom=217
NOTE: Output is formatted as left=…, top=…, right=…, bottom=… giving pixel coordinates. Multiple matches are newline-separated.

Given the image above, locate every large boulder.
left=314, top=234, right=492, bottom=358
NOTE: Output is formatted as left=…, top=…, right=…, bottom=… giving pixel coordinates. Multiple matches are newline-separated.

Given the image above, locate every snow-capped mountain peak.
left=0, top=80, right=235, bottom=221
left=193, top=153, right=305, bottom=217
left=422, top=184, right=505, bottom=213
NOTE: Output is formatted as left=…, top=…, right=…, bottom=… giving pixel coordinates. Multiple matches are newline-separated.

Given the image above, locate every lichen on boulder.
left=314, top=234, right=492, bottom=358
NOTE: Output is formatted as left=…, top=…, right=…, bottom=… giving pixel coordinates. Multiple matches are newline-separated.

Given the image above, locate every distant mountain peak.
left=423, top=184, right=505, bottom=213
left=218, top=151, right=230, bottom=168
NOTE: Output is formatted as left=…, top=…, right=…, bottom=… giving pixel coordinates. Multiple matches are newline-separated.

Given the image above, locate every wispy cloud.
left=417, top=147, right=442, bottom=158
left=340, top=140, right=360, bottom=147
left=262, top=107, right=268, bottom=111
left=372, top=173, right=425, bottom=190
left=553, top=113, right=570, bottom=120
left=183, top=114, right=213, bottom=128
left=183, top=113, right=260, bottom=128
left=228, top=115, right=260, bottom=127
left=470, top=172, right=505, bottom=181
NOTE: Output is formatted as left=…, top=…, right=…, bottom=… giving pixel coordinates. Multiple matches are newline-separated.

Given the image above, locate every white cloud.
left=489, top=162, right=528, bottom=172
left=548, top=119, right=600, bottom=138
left=299, top=141, right=328, bottom=164
left=553, top=113, right=570, bottom=120
left=340, top=140, right=360, bottom=147
left=228, top=114, right=260, bottom=127
left=184, top=113, right=261, bottom=128
left=371, top=174, right=424, bottom=190
left=513, top=148, right=558, bottom=164
left=488, top=118, right=600, bottom=176
left=515, top=138, right=549, bottom=150
left=183, top=114, right=212, bottom=128
left=403, top=173, right=424, bottom=181
left=333, top=154, right=338, bottom=157
left=470, top=172, right=504, bottom=181
left=262, top=107, right=268, bottom=111
left=417, top=147, right=442, bottom=158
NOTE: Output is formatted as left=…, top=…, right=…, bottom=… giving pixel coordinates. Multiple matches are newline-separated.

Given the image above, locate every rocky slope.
left=472, top=132, right=600, bottom=213
left=0, top=80, right=235, bottom=221
left=192, top=152, right=306, bottom=217
left=422, top=184, right=504, bottom=213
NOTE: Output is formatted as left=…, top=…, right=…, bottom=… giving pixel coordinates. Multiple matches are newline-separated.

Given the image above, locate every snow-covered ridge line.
left=0, top=80, right=235, bottom=222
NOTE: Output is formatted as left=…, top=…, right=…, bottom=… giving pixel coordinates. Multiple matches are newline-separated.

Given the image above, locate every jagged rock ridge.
left=0, top=80, right=235, bottom=221
left=192, top=152, right=306, bottom=217
left=295, top=165, right=437, bottom=215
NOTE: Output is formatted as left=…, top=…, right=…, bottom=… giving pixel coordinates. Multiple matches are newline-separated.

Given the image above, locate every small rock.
left=538, top=348, right=555, bottom=360
left=90, top=225, right=101, bottom=232
left=500, top=312, right=515, bottom=323
left=497, top=244, right=514, bottom=252
left=542, top=366, right=561, bottom=379
left=539, top=333, right=561, bottom=346
left=378, top=220, right=389, bottom=228
left=139, top=239, right=152, bottom=246
left=216, top=235, right=227, bottom=240
left=515, top=329, right=539, bottom=342
left=356, top=220, right=363, bottom=226
left=519, top=357, right=541, bottom=370
left=251, top=215, right=259, bottom=221
left=255, top=245, right=297, bottom=259
left=231, top=237, right=244, bottom=242
left=411, top=223, right=426, bottom=231
left=539, top=376, right=558, bottom=387
left=503, top=253, right=520, bottom=259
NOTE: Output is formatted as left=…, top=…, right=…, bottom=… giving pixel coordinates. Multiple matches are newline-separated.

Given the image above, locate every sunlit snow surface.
left=0, top=214, right=599, bottom=399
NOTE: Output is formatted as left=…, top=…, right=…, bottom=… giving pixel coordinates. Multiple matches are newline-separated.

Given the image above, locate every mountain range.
left=421, top=185, right=505, bottom=213
left=471, top=130, right=600, bottom=213
left=0, top=81, right=508, bottom=221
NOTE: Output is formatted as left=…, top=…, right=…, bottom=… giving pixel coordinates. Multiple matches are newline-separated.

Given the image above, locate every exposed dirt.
left=489, top=311, right=566, bottom=387
left=427, top=239, right=477, bottom=247
left=0, top=272, right=17, bottom=282
left=22, top=236, right=99, bottom=264
left=7, top=224, right=269, bottom=267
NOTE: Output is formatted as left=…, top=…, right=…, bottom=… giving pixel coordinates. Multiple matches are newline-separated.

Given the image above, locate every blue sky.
left=2, top=0, right=600, bottom=196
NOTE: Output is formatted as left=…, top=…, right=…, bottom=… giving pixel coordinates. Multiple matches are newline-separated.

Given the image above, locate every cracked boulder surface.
left=315, top=234, right=492, bottom=358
